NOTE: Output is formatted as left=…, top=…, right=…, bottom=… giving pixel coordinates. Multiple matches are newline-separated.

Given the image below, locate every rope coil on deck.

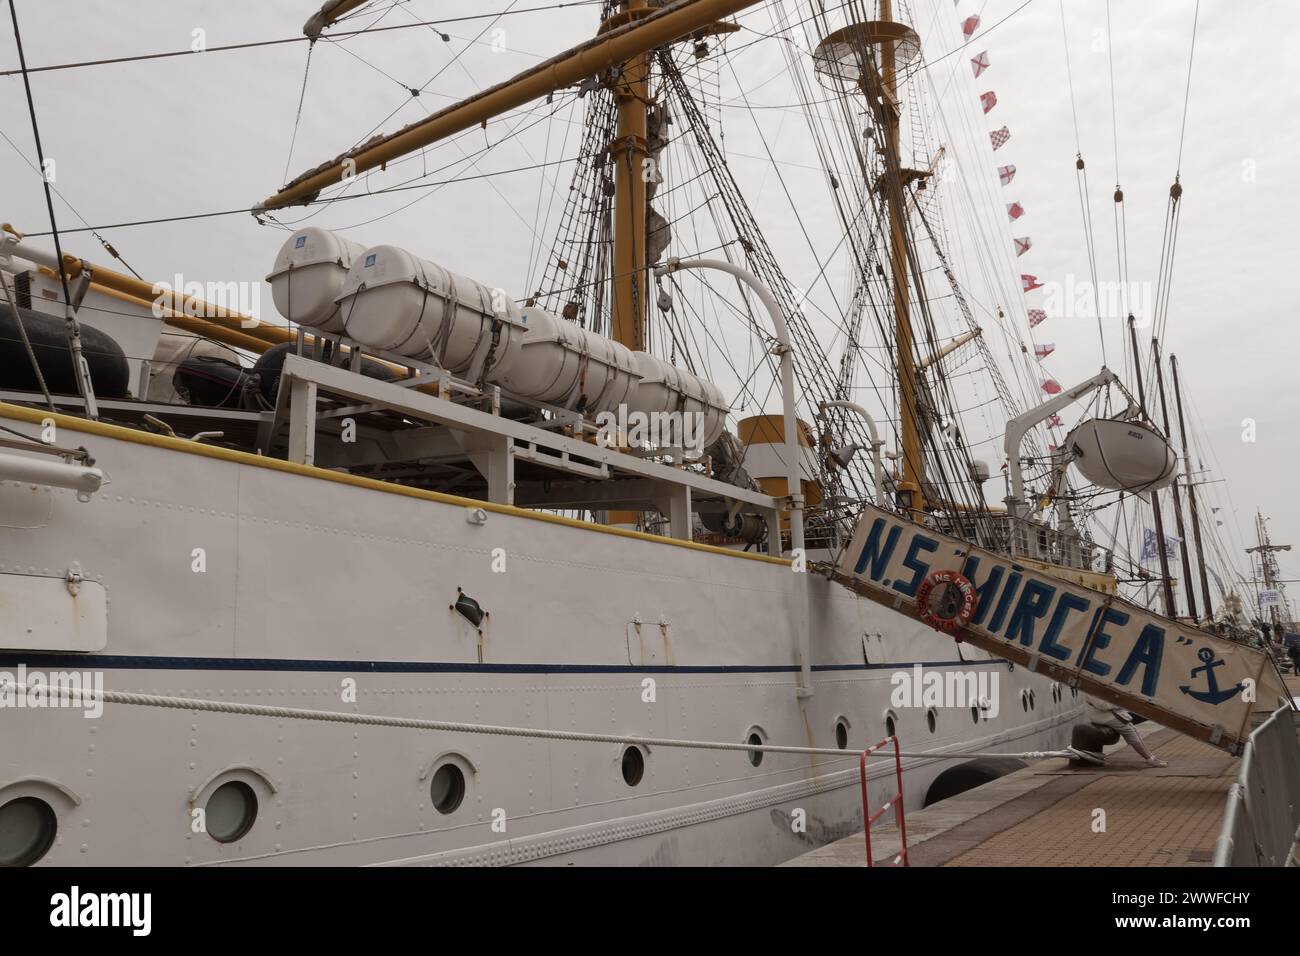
left=0, top=679, right=1078, bottom=763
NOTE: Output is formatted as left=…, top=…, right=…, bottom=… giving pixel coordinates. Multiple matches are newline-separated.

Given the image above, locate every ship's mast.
left=1128, top=316, right=1176, bottom=617
left=607, top=0, right=651, bottom=352
left=1152, top=341, right=1197, bottom=620
left=1247, top=511, right=1292, bottom=632
left=811, top=7, right=926, bottom=514
left=258, top=0, right=763, bottom=212
left=879, top=0, right=924, bottom=515
left=1170, top=353, right=1215, bottom=619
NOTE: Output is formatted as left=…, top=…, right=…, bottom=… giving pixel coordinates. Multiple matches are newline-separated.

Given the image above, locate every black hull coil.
left=0, top=304, right=130, bottom=398
left=252, top=341, right=395, bottom=404
left=175, top=356, right=249, bottom=408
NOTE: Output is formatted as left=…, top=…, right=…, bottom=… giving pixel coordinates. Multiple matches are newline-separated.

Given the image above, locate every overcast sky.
left=2, top=0, right=1296, bottom=599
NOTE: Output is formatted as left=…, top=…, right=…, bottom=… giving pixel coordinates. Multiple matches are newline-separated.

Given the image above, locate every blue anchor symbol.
left=1178, top=647, right=1245, bottom=705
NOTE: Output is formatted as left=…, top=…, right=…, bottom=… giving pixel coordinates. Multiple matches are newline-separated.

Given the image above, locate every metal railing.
left=1213, top=703, right=1300, bottom=866
left=806, top=500, right=1123, bottom=583
left=859, top=736, right=909, bottom=867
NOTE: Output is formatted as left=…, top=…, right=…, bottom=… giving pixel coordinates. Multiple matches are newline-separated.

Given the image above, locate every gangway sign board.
left=829, top=504, right=1291, bottom=754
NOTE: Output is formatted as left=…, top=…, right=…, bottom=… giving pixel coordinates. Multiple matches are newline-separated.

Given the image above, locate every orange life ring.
left=915, top=570, right=977, bottom=635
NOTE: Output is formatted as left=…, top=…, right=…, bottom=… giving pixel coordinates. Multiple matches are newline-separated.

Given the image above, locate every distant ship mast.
left=1247, top=511, right=1293, bottom=632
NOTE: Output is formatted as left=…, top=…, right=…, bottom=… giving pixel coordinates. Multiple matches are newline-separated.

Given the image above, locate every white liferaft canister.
left=335, top=244, right=525, bottom=380
left=267, top=227, right=367, bottom=333
left=626, top=351, right=729, bottom=450
left=494, top=306, right=638, bottom=415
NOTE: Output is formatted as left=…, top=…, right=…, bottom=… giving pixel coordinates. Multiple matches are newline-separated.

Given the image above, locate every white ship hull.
left=0, top=410, right=1079, bottom=866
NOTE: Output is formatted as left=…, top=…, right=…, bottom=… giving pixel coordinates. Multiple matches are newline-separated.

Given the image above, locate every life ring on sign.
left=915, top=570, right=977, bottom=636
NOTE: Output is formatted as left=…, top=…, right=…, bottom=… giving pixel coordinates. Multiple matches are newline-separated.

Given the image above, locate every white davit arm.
left=653, top=257, right=804, bottom=556
left=1003, top=366, right=1117, bottom=514
left=816, top=399, right=886, bottom=507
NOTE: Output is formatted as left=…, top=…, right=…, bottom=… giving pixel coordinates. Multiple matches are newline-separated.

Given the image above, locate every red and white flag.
left=1021, top=274, right=1044, bottom=292
left=1027, top=308, right=1047, bottom=327
left=1014, top=236, right=1032, bottom=256
left=1006, top=202, right=1024, bottom=221
left=990, top=126, right=1010, bottom=150
left=998, top=164, right=1016, bottom=186
left=962, top=15, right=981, bottom=38
left=971, top=51, right=990, bottom=77
left=1035, top=343, right=1056, bottom=359
left=980, top=91, right=997, bottom=114
left=1046, top=414, right=1063, bottom=428
left=1041, top=379, right=1062, bottom=395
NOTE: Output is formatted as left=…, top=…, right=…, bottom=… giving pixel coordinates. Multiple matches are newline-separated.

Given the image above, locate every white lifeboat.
left=1064, top=418, right=1177, bottom=492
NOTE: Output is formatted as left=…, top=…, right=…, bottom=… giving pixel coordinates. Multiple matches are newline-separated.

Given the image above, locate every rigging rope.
left=1174, top=0, right=1201, bottom=176
left=1102, top=0, right=1137, bottom=397
left=1057, top=0, right=1106, bottom=364
left=1142, top=0, right=1200, bottom=401
left=281, top=41, right=317, bottom=187
left=0, top=1, right=605, bottom=78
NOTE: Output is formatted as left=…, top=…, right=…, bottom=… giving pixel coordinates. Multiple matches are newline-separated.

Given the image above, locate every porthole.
left=0, top=797, right=57, bottom=866
left=621, top=745, right=645, bottom=786
left=1029, top=689, right=1036, bottom=710
left=885, top=713, right=896, bottom=739
left=1021, top=690, right=1030, bottom=712
left=747, top=732, right=764, bottom=767
left=430, top=763, right=466, bottom=814
left=970, top=703, right=980, bottom=724
left=205, top=781, right=257, bottom=843
left=926, top=709, right=937, bottom=734
left=835, top=719, right=849, bottom=750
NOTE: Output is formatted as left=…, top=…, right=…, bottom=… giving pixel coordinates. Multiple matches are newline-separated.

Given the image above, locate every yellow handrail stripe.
left=0, top=401, right=789, bottom=567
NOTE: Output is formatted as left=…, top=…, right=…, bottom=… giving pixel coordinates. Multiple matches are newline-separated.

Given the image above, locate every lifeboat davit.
left=1064, top=418, right=1177, bottom=492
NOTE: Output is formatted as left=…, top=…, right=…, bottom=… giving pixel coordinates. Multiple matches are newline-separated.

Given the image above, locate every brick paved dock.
left=787, top=676, right=1298, bottom=867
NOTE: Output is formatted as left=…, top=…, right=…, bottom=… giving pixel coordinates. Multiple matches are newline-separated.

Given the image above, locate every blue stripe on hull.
left=0, top=654, right=1007, bottom=674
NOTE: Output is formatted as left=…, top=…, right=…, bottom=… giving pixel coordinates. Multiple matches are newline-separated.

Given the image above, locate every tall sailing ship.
left=0, top=0, right=1286, bottom=866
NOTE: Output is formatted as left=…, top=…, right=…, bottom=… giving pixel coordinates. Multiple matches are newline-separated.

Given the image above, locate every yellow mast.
left=259, top=0, right=762, bottom=212
left=605, top=0, right=652, bottom=352
left=256, top=2, right=759, bottom=528
left=603, top=0, right=652, bottom=528
left=303, top=0, right=370, bottom=38
left=916, top=327, right=981, bottom=371
left=879, top=0, right=925, bottom=514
